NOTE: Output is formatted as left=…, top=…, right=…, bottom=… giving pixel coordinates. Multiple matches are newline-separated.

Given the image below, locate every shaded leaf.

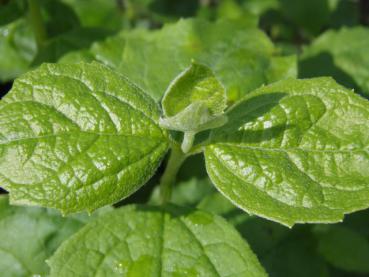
left=0, top=19, right=36, bottom=81
left=32, top=27, right=112, bottom=66
left=300, top=27, right=369, bottom=98
left=314, top=225, right=369, bottom=273
left=61, top=0, right=125, bottom=30
left=150, top=177, right=215, bottom=207
left=0, top=195, right=106, bottom=276
left=261, top=227, right=329, bottom=277
left=0, top=0, right=26, bottom=26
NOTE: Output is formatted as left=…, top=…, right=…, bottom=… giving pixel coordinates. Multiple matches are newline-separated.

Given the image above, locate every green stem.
left=181, top=131, right=196, bottom=153
left=159, top=145, right=187, bottom=204
left=28, top=0, right=46, bottom=48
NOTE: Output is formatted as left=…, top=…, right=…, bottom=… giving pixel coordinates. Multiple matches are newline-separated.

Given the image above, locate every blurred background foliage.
left=1, top=1, right=369, bottom=276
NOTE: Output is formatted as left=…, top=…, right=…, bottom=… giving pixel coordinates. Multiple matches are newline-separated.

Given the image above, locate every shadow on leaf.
left=210, top=93, right=291, bottom=144
left=299, top=52, right=360, bottom=93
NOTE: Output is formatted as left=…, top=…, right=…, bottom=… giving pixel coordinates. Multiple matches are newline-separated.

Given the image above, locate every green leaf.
left=59, top=18, right=295, bottom=102
left=177, top=153, right=208, bottom=180
left=150, top=177, right=215, bottom=207
left=266, top=55, right=297, bottom=84
left=314, top=225, right=369, bottom=273
left=278, top=0, right=330, bottom=35
left=109, top=18, right=273, bottom=102
left=42, top=0, right=81, bottom=37
left=198, top=192, right=290, bottom=256
left=61, top=0, right=125, bottom=30
left=159, top=62, right=228, bottom=152
left=78, top=29, right=129, bottom=66
left=0, top=0, right=26, bottom=26
left=300, top=27, right=369, bottom=98
left=205, top=77, right=369, bottom=227
left=48, top=205, right=267, bottom=277
left=215, top=0, right=258, bottom=24
left=159, top=101, right=228, bottom=133
left=328, top=0, right=360, bottom=28
left=31, top=27, right=112, bottom=66
left=0, top=0, right=90, bottom=82
left=198, top=193, right=330, bottom=276
left=342, top=208, right=369, bottom=238
left=261, top=227, right=329, bottom=277
left=0, top=195, right=95, bottom=276
left=148, top=0, right=200, bottom=21
left=241, top=0, right=278, bottom=16
left=58, top=48, right=97, bottom=64
left=197, top=193, right=327, bottom=277
left=198, top=192, right=243, bottom=219
left=0, top=62, right=169, bottom=214
left=162, top=62, right=226, bottom=118
left=0, top=19, right=37, bottom=81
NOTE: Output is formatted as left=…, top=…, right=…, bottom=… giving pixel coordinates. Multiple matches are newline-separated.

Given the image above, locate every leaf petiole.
left=181, top=131, right=196, bottom=153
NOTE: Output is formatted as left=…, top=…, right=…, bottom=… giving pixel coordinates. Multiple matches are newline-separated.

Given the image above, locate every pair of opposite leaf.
left=0, top=61, right=369, bottom=228
left=1, top=61, right=368, bottom=276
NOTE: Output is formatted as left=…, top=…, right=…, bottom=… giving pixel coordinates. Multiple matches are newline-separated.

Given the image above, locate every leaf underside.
left=162, top=61, right=226, bottom=117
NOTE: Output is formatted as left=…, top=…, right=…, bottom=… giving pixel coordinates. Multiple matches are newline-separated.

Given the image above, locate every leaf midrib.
left=0, top=130, right=166, bottom=145
left=210, top=142, right=369, bottom=154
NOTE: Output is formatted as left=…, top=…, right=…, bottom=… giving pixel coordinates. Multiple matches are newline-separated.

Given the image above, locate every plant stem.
left=181, top=131, right=195, bottom=153
left=159, top=145, right=187, bottom=204
left=28, top=0, right=46, bottom=48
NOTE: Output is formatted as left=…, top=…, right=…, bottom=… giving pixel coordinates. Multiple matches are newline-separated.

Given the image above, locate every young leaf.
left=159, top=101, right=228, bottom=133
left=300, top=27, right=369, bottom=98
left=160, top=62, right=227, bottom=152
left=0, top=195, right=95, bottom=276
left=0, top=62, right=169, bottom=214
left=162, top=62, right=226, bottom=117
left=48, top=205, right=267, bottom=277
left=205, top=77, right=369, bottom=227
